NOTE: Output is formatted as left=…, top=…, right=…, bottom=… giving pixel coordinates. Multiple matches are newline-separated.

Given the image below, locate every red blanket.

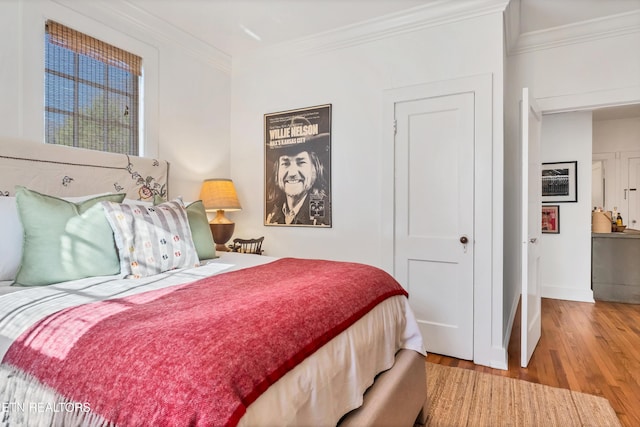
left=3, top=258, right=407, bottom=427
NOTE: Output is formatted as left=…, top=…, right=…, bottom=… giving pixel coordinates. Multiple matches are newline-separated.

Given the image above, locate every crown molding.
left=52, top=0, right=232, bottom=74
left=503, top=0, right=520, bottom=54
left=508, top=9, right=640, bottom=56
left=537, top=85, right=640, bottom=115
left=234, top=0, right=509, bottom=64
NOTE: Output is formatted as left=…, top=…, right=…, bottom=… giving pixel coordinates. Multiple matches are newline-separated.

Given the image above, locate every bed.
left=0, top=137, right=427, bottom=427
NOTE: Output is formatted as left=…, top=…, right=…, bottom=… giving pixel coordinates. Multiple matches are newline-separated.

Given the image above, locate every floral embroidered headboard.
left=0, top=137, right=168, bottom=201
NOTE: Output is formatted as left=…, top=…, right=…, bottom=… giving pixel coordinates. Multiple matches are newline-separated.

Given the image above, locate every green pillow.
left=186, top=200, right=216, bottom=261
left=153, top=196, right=216, bottom=261
left=14, top=187, right=126, bottom=286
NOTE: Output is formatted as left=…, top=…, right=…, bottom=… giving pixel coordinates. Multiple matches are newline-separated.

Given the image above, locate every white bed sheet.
left=0, top=282, right=20, bottom=296
left=0, top=253, right=424, bottom=426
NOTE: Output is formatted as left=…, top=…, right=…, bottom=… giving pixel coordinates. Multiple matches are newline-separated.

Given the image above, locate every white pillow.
left=0, top=197, right=23, bottom=281
left=102, top=199, right=200, bottom=279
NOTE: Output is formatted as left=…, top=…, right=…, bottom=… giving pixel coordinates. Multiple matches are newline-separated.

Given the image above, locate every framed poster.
left=264, top=104, right=332, bottom=227
left=542, top=205, right=560, bottom=234
left=541, top=161, right=577, bottom=203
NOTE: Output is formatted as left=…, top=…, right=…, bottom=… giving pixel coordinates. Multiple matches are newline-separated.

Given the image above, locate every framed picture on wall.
left=541, top=161, right=577, bottom=203
left=542, top=205, right=560, bottom=234
left=264, top=104, right=332, bottom=227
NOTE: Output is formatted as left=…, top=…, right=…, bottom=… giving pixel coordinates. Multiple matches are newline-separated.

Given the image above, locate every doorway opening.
left=592, top=104, right=640, bottom=229
left=591, top=103, right=640, bottom=304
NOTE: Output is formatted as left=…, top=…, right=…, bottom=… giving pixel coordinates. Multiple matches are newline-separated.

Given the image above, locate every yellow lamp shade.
left=199, top=179, right=242, bottom=212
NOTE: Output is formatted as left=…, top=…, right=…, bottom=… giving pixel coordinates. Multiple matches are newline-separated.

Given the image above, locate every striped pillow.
left=102, top=199, right=200, bottom=279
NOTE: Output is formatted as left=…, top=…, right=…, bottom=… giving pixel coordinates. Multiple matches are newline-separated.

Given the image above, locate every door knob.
left=460, top=236, right=468, bottom=244
left=529, top=238, right=537, bottom=243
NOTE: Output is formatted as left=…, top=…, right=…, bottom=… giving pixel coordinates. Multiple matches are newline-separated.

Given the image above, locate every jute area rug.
left=425, top=363, right=621, bottom=427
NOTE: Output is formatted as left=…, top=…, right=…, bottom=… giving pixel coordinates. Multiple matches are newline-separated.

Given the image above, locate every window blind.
left=45, top=20, right=141, bottom=155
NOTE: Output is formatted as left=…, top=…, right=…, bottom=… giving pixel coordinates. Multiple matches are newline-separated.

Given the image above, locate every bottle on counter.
left=617, top=213, right=623, bottom=226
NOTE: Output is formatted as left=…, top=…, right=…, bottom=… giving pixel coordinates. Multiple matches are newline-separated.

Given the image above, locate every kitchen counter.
left=592, top=230, right=640, bottom=303
left=592, top=229, right=640, bottom=239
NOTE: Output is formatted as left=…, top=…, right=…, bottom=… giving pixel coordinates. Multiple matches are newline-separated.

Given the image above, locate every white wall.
left=593, top=115, right=640, bottom=221
left=0, top=0, right=231, bottom=200
left=0, top=1, right=21, bottom=132
left=230, top=10, right=507, bottom=368
left=231, top=12, right=504, bottom=261
left=540, top=111, right=593, bottom=302
left=594, top=116, right=640, bottom=153
left=505, top=24, right=640, bottom=309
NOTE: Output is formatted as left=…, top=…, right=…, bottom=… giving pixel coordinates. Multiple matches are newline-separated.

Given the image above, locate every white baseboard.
left=504, top=292, right=520, bottom=347
left=542, top=285, right=595, bottom=303
left=489, top=348, right=509, bottom=371
left=500, top=291, right=520, bottom=370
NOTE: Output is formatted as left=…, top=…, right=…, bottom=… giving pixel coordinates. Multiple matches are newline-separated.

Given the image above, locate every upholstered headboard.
left=0, top=137, right=168, bottom=201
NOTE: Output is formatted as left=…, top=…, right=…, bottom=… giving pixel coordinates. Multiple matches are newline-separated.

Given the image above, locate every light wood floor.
left=426, top=298, right=640, bottom=427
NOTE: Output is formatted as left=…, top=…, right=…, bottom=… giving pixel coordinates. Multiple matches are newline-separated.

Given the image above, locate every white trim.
left=542, top=285, right=595, bottom=303
left=507, top=9, right=640, bottom=56
left=538, top=86, right=640, bottom=115
left=52, top=0, right=231, bottom=74
left=20, top=0, right=160, bottom=158
left=593, top=152, right=617, bottom=214
left=621, top=151, right=640, bottom=224
left=501, top=291, right=521, bottom=369
left=503, top=0, right=521, bottom=54
left=236, top=0, right=508, bottom=63
left=17, top=2, right=25, bottom=138
left=382, top=73, right=501, bottom=368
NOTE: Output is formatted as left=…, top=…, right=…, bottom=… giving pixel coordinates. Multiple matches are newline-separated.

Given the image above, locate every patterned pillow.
left=102, top=200, right=200, bottom=279
left=153, top=196, right=216, bottom=260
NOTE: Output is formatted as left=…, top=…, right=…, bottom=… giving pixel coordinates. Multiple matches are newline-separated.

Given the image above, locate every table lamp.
left=199, top=178, right=242, bottom=252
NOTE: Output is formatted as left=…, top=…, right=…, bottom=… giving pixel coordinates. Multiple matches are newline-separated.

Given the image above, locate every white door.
left=592, top=160, right=604, bottom=210
left=394, top=92, right=474, bottom=360
left=521, top=88, right=542, bottom=367
left=626, top=157, right=640, bottom=229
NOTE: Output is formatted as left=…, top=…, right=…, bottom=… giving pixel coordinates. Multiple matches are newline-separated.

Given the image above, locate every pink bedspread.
left=3, top=258, right=408, bottom=427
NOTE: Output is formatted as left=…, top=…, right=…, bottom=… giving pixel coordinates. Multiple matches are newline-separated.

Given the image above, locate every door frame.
left=381, top=73, right=506, bottom=369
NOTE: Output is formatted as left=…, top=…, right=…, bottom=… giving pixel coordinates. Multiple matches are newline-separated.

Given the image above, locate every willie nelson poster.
left=264, top=104, right=331, bottom=227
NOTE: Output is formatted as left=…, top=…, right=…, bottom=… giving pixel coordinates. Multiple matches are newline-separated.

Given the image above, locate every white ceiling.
left=125, top=0, right=640, bottom=120
left=127, top=0, right=435, bottom=57
left=126, top=0, right=640, bottom=57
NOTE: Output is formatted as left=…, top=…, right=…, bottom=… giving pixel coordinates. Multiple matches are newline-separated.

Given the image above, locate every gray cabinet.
left=592, top=232, right=640, bottom=303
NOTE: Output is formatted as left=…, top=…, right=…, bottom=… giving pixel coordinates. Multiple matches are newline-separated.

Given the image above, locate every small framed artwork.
left=541, top=161, right=577, bottom=203
left=542, top=205, right=560, bottom=234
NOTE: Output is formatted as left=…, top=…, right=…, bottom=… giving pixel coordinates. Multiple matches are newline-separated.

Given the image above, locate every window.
left=45, top=21, right=142, bottom=155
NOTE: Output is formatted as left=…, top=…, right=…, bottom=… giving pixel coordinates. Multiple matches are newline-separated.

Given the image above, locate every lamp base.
left=209, top=222, right=235, bottom=252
